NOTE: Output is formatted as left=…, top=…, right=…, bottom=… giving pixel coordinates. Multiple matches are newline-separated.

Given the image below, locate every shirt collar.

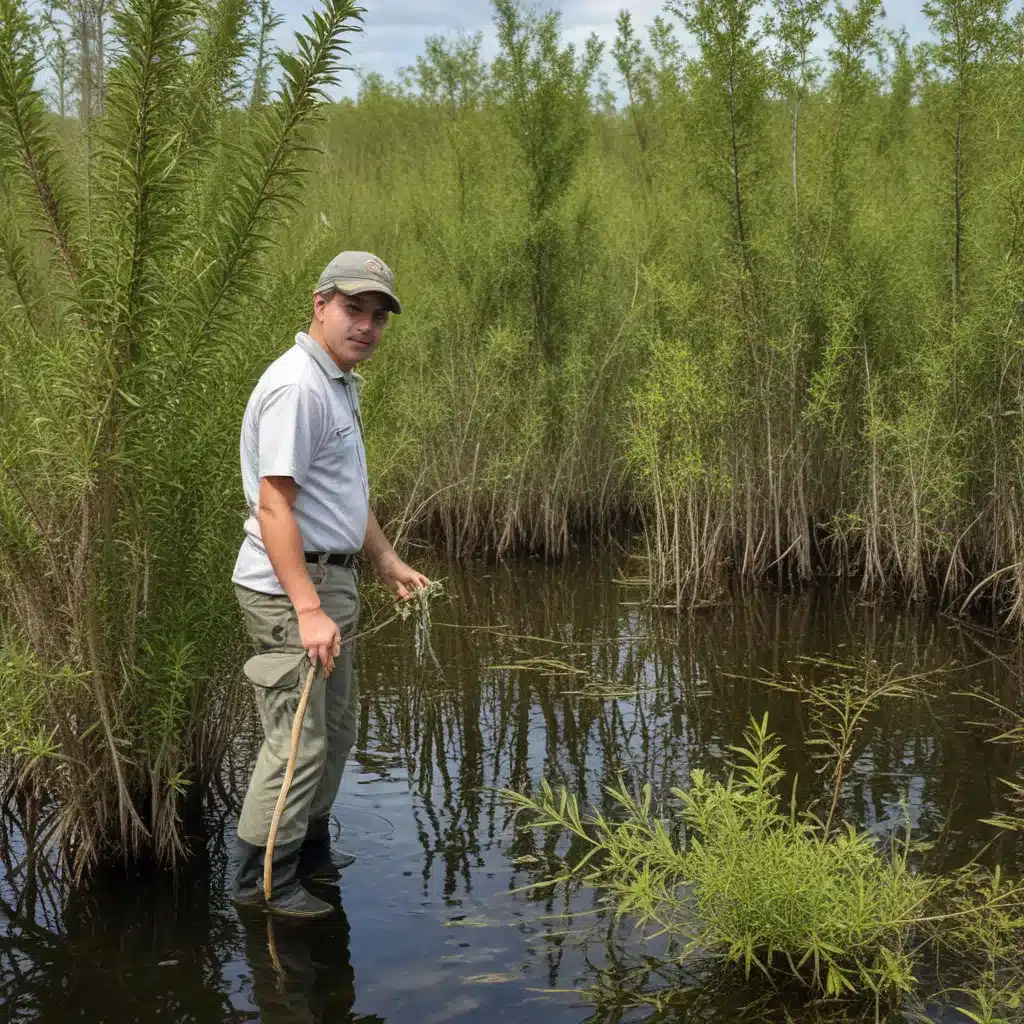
left=295, top=331, right=355, bottom=385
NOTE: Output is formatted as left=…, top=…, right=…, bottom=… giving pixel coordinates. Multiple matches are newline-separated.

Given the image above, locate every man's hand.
left=297, top=607, right=341, bottom=672
left=375, top=551, right=430, bottom=600
left=363, top=507, right=429, bottom=599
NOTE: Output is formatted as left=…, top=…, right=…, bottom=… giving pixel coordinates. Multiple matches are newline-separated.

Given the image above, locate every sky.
left=272, top=0, right=959, bottom=102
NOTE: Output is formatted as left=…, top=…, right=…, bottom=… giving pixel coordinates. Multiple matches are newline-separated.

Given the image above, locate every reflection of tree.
left=0, top=829, right=239, bottom=1021
left=355, top=561, right=1024, bottom=935
left=3, top=561, right=1020, bottom=1014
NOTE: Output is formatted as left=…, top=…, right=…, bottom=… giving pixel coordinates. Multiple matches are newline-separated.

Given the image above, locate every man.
left=228, top=250, right=429, bottom=918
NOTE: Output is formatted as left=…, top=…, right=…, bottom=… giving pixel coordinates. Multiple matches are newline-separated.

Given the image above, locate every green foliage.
left=266, top=0, right=1024, bottom=622
left=491, top=0, right=601, bottom=220
left=769, top=0, right=828, bottom=96
left=503, top=713, right=1024, bottom=1006
left=612, top=10, right=653, bottom=160
left=7, top=0, right=1024, bottom=872
left=670, top=0, right=772, bottom=258
left=0, top=0, right=80, bottom=279
left=0, top=0, right=364, bottom=872
left=248, top=0, right=285, bottom=110
left=491, top=0, right=603, bottom=361
left=408, top=31, right=489, bottom=112
left=921, top=0, right=1013, bottom=302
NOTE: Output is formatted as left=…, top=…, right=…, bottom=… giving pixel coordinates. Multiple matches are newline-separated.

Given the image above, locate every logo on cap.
left=365, top=258, right=392, bottom=283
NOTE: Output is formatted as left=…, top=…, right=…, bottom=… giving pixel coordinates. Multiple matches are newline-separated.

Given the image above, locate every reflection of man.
left=228, top=252, right=430, bottom=917
left=236, top=896, right=376, bottom=1024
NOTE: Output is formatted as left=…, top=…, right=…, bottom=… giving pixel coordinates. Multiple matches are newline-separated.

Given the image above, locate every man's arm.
left=259, top=475, right=339, bottom=669
left=363, top=507, right=430, bottom=599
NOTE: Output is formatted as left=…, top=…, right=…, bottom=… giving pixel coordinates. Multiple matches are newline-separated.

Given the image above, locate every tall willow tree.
left=612, top=11, right=654, bottom=192
left=878, top=28, right=916, bottom=167
left=248, top=0, right=284, bottom=110
left=922, top=0, right=1011, bottom=304
left=669, top=0, right=771, bottom=276
left=0, top=0, right=365, bottom=874
left=39, top=1, right=75, bottom=119
left=767, top=0, right=827, bottom=225
left=491, top=0, right=602, bottom=364
left=409, top=33, right=488, bottom=223
left=823, top=0, right=884, bottom=257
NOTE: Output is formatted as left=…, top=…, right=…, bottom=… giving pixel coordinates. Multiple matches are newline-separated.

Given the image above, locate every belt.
left=304, top=551, right=357, bottom=569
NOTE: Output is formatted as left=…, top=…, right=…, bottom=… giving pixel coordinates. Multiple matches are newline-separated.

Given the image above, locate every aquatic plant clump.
left=673, top=731, right=928, bottom=998
left=503, top=715, right=1024, bottom=1006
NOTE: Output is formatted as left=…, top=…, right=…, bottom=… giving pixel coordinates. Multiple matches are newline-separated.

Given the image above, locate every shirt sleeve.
left=256, top=384, right=324, bottom=488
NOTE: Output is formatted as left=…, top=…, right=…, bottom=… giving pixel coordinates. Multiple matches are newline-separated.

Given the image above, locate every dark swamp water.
left=1, top=558, right=1022, bottom=1023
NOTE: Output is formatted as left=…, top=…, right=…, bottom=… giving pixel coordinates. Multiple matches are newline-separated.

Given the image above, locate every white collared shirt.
left=232, top=332, right=369, bottom=594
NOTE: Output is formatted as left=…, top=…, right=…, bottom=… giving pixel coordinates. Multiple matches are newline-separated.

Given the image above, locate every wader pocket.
left=236, top=586, right=296, bottom=652
left=243, top=650, right=307, bottom=690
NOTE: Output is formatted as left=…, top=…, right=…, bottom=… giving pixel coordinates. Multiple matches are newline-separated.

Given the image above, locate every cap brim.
left=316, top=278, right=402, bottom=314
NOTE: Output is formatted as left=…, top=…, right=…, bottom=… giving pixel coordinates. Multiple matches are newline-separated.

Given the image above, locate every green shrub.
left=504, top=714, right=1023, bottom=1006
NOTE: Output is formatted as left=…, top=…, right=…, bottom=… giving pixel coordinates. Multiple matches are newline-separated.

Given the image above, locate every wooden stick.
left=263, top=636, right=340, bottom=903
left=261, top=585, right=438, bottom=902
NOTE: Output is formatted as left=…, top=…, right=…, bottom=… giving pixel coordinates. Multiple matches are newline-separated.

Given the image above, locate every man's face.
left=314, top=289, right=390, bottom=369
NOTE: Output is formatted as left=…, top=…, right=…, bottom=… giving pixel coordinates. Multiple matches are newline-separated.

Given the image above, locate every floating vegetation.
left=485, top=657, right=592, bottom=676
left=485, top=654, right=683, bottom=700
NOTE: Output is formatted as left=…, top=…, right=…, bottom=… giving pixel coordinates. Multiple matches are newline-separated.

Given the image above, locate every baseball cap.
left=314, top=250, right=402, bottom=314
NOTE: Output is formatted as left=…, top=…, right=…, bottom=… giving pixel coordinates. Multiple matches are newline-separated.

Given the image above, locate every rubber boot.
left=265, top=837, right=334, bottom=918
left=298, top=817, right=356, bottom=883
left=228, top=837, right=265, bottom=907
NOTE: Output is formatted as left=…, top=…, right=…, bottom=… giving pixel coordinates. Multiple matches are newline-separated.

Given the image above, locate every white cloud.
left=274, top=0, right=675, bottom=98
left=272, top=0, right=1022, bottom=101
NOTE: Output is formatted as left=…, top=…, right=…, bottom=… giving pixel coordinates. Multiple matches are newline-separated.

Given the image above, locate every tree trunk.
left=94, top=1, right=106, bottom=116
left=953, top=112, right=963, bottom=303
left=78, top=0, right=91, bottom=127
left=727, top=64, right=747, bottom=253
left=791, top=94, right=800, bottom=220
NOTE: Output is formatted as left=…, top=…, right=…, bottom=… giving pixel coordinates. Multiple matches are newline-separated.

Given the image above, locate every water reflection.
left=237, top=901, right=368, bottom=1023
left=360, top=565, right=1022, bottom=891
left=1, top=560, right=1021, bottom=1023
